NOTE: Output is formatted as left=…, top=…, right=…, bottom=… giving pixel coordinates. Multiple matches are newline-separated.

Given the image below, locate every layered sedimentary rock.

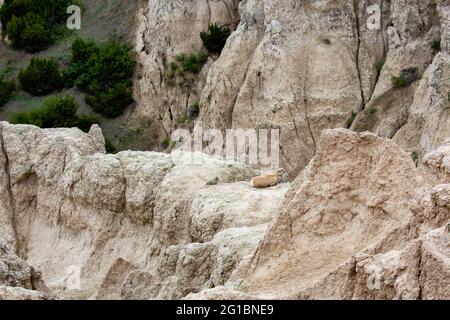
left=240, top=129, right=423, bottom=298
left=134, top=0, right=241, bottom=144
left=189, top=129, right=450, bottom=300
left=0, top=121, right=288, bottom=299
left=392, top=53, right=450, bottom=159
left=134, top=0, right=450, bottom=177
left=0, top=122, right=448, bottom=300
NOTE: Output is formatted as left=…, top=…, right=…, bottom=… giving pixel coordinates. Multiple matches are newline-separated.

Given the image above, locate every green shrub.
left=391, top=75, right=407, bottom=88
left=65, top=39, right=135, bottom=118
left=19, top=13, right=52, bottom=53
left=176, top=114, right=188, bottom=124
left=0, top=0, right=72, bottom=52
left=369, top=106, right=378, bottom=115
left=85, top=81, right=134, bottom=118
left=165, top=52, right=208, bottom=88
left=0, top=76, right=16, bottom=107
left=76, top=114, right=100, bottom=132
left=19, top=57, right=63, bottom=96
left=177, top=52, right=208, bottom=74
left=160, top=137, right=175, bottom=150
left=432, top=39, right=441, bottom=51
left=5, top=15, right=26, bottom=49
left=6, top=13, right=52, bottom=53
left=392, top=67, right=418, bottom=88
left=74, top=41, right=134, bottom=89
left=71, top=38, right=98, bottom=63
left=0, top=0, right=28, bottom=24
left=0, top=0, right=72, bottom=25
left=200, top=23, right=231, bottom=54
left=187, top=102, right=200, bottom=120
left=104, top=138, right=117, bottom=154
left=10, top=95, right=98, bottom=132
left=62, top=38, right=99, bottom=87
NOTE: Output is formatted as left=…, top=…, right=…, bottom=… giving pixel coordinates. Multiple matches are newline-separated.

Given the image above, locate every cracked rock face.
left=235, top=129, right=424, bottom=298
left=189, top=129, right=450, bottom=300
left=0, top=122, right=448, bottom=299
left=134, top=0, right=450, bottom=177
left=134, top=0, right=241, bottom=145
left=0, top=121, right=288, bottom=300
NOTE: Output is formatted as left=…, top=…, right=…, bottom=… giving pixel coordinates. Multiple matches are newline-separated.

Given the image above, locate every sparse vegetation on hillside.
left=187, top=101, right=200, bottom=120
left=432, top=38, right=441, bottom=51
left=11, top=95, right=98, bottom=132
left=18, top=58, right=63, bottom=96
left=165, top=52, right=208, bottom=88
left=64, top=38, right=135, bottom=118
left=200, top=23, right=231, bottom=54
left=104, top=138, right=117, bottom=154
left=0, top=76, right=16, bottom=107
left=0, top=0, right=73, bottom=52
left=160, top=137, right=176, bottom=151
left=392, top=67, right=419, bottom=88
left=0, top=0, right=145, bottom=154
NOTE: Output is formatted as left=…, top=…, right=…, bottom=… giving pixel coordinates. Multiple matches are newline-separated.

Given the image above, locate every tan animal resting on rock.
left=250, top=172, right=278, bottom=189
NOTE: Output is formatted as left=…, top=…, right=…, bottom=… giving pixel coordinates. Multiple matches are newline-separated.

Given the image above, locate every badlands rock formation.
left=0, top=122, right=448, bottom=300
left=0, top=0, right=449, bottom=301
left=189, top=129, right=450, bottom=300
left=134, top=0, right=450, bottom=177
left=0, top=121, right=289, bottom=299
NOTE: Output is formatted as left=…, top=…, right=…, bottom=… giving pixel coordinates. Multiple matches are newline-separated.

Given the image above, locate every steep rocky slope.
left=0, top=122, right=448, bottom=300
left=134, top=0, right=450, bottom=176
left=0, top=121, right=289, bottom=299
left=188, top=129, right=450, bottom=300
left=0, top=0, right=145, bottom=151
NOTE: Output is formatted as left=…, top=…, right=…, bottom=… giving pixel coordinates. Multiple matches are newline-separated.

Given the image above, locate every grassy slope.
left=0, top=0, right=146, bottom=150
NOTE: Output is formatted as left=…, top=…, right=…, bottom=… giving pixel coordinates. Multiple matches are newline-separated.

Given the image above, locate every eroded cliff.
left=1, top=0, right=450, bottom=301
left=0, top=121, right=288, bottom=299
left=0, top=122, right=448, bottom=300
left=134, top=0, right=450, bottom=177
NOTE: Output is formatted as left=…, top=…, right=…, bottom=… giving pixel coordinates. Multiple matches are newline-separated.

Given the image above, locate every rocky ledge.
left=0, top=122, right=448, bottom=299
